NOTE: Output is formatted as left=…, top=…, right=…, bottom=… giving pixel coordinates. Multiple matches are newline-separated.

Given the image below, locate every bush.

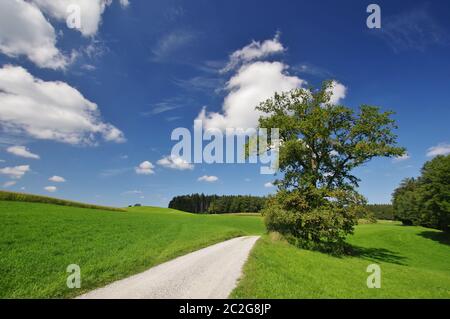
left=263, top=188, right=363, bottom=254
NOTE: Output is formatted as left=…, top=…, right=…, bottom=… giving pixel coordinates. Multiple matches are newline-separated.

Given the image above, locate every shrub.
left=263, top=188, right=362, bottom=254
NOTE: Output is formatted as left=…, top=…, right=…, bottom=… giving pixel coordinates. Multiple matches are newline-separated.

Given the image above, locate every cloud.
left=49, top=175, right=66, bottom=183
left=81, top=64, right=97, bottom=71
left=327, top=81, right=347, bottom=105
left=157, top=155, right=194, bottom=170
left=166, top=116, right=182, bottom=122
left=44, top=186, right=57, bottom=193
left=135, top=161, right=155, bottom=175
left=144, top=102, right=183, bottom=115
left=3, top=181, right=16, bottom=188
left=151, top=30, right=196, bottom=62
left=0, top=65, right=125, bottom=145
left=32, top=0, right=128, bottom=37
left=264, top=182, right=275, bottom=188
left=293, top=63, right=332, bottom=78
left=0, top=165, right=30, bottom=179
left=6, top=146, right=40, bottom=159
left=375, top=7, right=449, bottom=52
left=0, top=0, right=69, bottom=69
left=426, top=143, right=450, bottom=157
left=198, top=61, right=304, bottom=130
left=196, top=36, right=347, bottom=130
left=393, top=153, right=411, bottom=163
left=222, top=33, right=285, bottom=72
left=122, top=190, right=143, bottom=195
left=142, top=96, right=196, bottom=116
left=198, top=175, right=218, bottom=183
left=119, top=0, right=130, bottom=8
left=174, top=76, right=225, bottom=93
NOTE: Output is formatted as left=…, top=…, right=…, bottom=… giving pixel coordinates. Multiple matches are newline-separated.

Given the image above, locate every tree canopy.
left=393, top=155, right=449, bottom=232
left=255, top=81, right=405, bottom=252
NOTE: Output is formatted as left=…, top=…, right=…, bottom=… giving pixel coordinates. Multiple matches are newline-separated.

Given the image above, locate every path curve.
left=77, top=236, right=259, bottom=299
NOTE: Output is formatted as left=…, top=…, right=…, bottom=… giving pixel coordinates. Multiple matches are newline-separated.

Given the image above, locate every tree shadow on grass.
left=348, top=245, right=407, bottom=266
left=418, top=231, right=450, bottom=246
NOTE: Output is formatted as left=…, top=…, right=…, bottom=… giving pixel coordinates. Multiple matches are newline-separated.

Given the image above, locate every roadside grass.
left=0, top=201, right=263, bottom=298
left=231, top=222, right=450, bottom=298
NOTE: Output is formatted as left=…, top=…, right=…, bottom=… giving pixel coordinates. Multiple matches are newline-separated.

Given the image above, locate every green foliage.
left=393, top=178, right=423, bottom=226
left=255, top=81, right=404, bottom=253
left=365, top=204, right=394, bottom=220
left=263, top=188, right=365, bottom=254
left=0, top=190, right=124, bottom=212
left=168, top=193, right=218, bottom=213
left=168, top=193, right=266, bottom=214
left=0, top=201, right=263, bottom=298
left=393, top=155, right=449, bottom=231
left=255, top=81, right=405, bottom=192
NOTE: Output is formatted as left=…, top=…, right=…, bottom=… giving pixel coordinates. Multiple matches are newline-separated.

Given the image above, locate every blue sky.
left=0, top=0, right=449, bottom=207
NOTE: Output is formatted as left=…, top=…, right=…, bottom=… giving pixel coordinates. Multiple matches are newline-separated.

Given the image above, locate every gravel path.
left=77, top=236, right=260, bottom=299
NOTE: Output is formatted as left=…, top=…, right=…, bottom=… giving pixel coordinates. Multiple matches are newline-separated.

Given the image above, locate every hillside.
left=0, top=200, right=263, bottom=298
left=0, top=190, right=123, bottom=212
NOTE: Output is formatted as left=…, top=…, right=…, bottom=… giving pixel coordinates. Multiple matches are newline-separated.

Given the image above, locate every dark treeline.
left=168, top=194, right=266, bottom=214
left=393, top=155, right=449, bottom=232
left=365, top=204, right=394, bottom=220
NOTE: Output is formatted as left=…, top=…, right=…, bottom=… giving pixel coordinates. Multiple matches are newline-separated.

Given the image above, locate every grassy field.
left=0, top=201, right=264, bottom=298
left=0, top=190, right=124, bottom=212
left=231, top=221, right=450, bottom=298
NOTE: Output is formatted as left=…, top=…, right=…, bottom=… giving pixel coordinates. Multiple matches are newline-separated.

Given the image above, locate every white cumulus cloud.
left=0, top=0, right=69, bottom=69
left=198, top=175, right=218, bottom=183
left=6, top=146, right=40, bottom=159
left=44, top=186, right=57, bottom=193
left=426, top=143, right=450, bottom=157
left=197, top=36, right=347, bottom=131
left=31, top=0, right=127, bottom=37
left=198, top=61, right=304, bottom=130
left=49, top=176, right=66, bottom=183
left=157, top=155, right=194, bottom=171
left=0, top=65, right=125, bottom=145
left=327, top=81, right=347, bottom=105
left=264, top=182, right=275, bottom=188
left=0, top=165, right=30, bottom=179
left=135, top=161, right=155, bottom=175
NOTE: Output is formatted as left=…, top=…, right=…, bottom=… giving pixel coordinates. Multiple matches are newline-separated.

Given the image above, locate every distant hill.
left=0, top=190, right=124, bottom=212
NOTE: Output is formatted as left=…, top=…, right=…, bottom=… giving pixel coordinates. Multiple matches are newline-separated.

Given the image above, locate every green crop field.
left=0, top=200, right=264, bottom=298
left=231, top=221, right=450, bottom=298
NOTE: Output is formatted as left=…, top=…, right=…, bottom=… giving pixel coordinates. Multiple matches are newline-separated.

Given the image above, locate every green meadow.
left=231, top=221, right=450, bottom=299
left=0, top=200, right=263, bottom=298
left=1, top=197, right=448, bottom=299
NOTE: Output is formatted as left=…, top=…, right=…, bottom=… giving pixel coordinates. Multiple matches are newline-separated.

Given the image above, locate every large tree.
left=255, top=81, right=405, bottom=252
